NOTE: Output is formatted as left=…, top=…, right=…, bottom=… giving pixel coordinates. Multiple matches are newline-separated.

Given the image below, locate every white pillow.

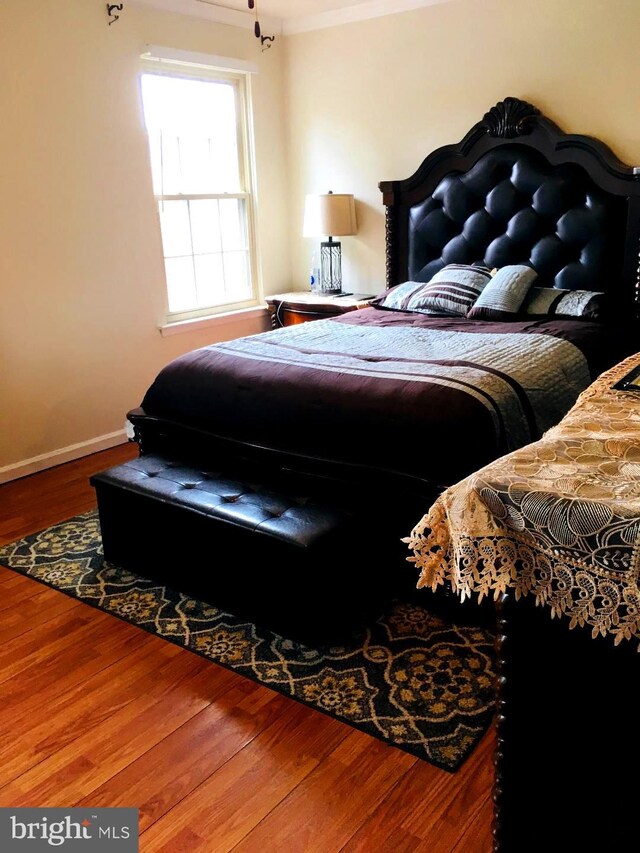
left=467, top=265, right=538, bottom=320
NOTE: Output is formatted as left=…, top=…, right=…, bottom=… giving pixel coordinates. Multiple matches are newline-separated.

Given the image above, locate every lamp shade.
left=303, top=193, right=357, bottom=238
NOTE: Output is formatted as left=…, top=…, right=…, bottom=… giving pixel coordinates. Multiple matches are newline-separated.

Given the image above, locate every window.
left=140, top=57, right=259, bottom=322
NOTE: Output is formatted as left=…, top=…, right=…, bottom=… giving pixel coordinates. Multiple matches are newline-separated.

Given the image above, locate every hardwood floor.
left=0, top=445, right=494, bottom=852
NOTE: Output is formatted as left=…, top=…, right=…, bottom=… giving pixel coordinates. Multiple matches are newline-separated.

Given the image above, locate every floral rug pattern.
left=0, top=511, right=495, bottom=771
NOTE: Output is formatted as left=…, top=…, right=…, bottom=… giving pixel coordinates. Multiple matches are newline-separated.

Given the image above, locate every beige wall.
left=284, top=0, right=640, bottom=294
left=0, top=0, right=290, bottom=473
left=3, top=0, right=640, bottom=477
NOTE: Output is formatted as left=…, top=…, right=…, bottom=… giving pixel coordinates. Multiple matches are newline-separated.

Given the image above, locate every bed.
left=130, top=97, right=640, bottom=519
left=406, top=352, right=640, bottom=849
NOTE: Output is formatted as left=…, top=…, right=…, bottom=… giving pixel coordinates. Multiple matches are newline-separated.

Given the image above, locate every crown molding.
left=128, top=0, right=281, bottom=34
left=282, top=0, right=455, bottom=35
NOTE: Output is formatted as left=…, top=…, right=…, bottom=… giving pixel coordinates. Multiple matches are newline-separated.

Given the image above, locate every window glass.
left=140, top=66, right=256, bottom=319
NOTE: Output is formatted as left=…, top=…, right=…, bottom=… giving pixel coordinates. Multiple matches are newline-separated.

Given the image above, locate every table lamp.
left=303, top=192, right=357, bottom=294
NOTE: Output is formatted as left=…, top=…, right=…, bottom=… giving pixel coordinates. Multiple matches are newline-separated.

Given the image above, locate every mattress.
left=139, top=308, right=636, bottom=490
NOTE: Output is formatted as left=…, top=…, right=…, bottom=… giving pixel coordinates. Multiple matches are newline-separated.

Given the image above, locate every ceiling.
left=210, top=0, right=370, bottom=18
left=176, top=0, right=446, bottom=33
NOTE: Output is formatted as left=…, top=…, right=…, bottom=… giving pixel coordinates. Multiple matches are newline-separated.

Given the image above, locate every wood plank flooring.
left=0, top=445, right=494, bottom=852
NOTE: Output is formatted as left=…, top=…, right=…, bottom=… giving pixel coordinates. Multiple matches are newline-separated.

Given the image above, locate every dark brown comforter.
left=139, top=308, right=635, bottom=489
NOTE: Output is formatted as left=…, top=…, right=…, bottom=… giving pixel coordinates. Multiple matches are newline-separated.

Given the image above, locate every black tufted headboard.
left=380, top=98, right=640, bottom=311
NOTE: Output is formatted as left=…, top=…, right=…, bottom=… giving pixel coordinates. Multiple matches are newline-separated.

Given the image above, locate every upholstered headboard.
left=380, top=98, right=640, bottom=310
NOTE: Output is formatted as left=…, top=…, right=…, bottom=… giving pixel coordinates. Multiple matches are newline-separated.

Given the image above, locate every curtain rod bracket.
left=107, top=3, right=124, bottom=25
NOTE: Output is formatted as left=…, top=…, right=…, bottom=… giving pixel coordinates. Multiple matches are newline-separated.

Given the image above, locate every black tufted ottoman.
left=91, top=455, right=395, bottom=642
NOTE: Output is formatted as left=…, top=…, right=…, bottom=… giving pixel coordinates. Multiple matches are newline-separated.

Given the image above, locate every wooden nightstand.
left=265, top=291, right=375, bottom=329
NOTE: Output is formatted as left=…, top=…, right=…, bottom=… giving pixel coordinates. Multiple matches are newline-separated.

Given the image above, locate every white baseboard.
left=0, top=430, right=128, bottom=485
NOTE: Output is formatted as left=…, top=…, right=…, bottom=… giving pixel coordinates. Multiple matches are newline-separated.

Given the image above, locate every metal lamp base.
left=319, top=239, right=342, bottom=294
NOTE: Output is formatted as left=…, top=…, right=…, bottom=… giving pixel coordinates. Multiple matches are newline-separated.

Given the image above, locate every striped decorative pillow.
left=372, top=265, right=492, bottom=316
left=522, top=287, right=605, bottom=320
left=467, top=265, right=538, bottom=320
left=370, top=280, right=443, bottom=314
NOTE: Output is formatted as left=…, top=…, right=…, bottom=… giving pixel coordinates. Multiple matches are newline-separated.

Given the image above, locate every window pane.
left=146, top=130, right=163, bottom=195
left=223, top=251, right=251, bottom=301
left=157, top=134, right=183, bottom=196
left=158, top=201, right=192, bottom=257
left=164, top=256, right=196, bottom=312
left=194, top=254, right=225, bottom=306
left=190, top=200, right=222, bottom=255
left=219, top=198, right=248, bottom=252
left=141, top=73, right=241, bottom=195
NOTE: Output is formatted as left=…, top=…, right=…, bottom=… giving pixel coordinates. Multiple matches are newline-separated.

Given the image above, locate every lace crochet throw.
left=407, top=353, right=640, bottom=648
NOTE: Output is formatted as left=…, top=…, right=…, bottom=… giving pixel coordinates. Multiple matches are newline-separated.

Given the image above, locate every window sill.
left=159, top=305, right=268, bottom=337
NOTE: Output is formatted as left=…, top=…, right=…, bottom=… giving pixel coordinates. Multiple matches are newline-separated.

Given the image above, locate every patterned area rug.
left=0, top=511, right=495, bottom=772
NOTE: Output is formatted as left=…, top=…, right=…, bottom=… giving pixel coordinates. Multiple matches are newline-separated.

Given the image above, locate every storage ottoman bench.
left=91, top=455, right=400, bottom=643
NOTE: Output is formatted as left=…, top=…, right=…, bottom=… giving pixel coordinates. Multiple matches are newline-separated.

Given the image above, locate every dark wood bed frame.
left=130, top=98, right=640, bottom=850
left=380, top=96, right=640, bottom=308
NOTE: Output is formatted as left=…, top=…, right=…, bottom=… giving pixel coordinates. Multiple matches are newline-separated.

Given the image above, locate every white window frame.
left=140, top=53, right=261, bottom=325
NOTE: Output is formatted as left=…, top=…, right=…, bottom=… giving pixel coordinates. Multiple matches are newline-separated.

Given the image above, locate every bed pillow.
left=522, top=287, right=605, bottom=320
left=371, top=264, right=492, bottom=316
left=467, top=265, right=538, bottom=320
left=370, top=280, right=444, bottom=315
